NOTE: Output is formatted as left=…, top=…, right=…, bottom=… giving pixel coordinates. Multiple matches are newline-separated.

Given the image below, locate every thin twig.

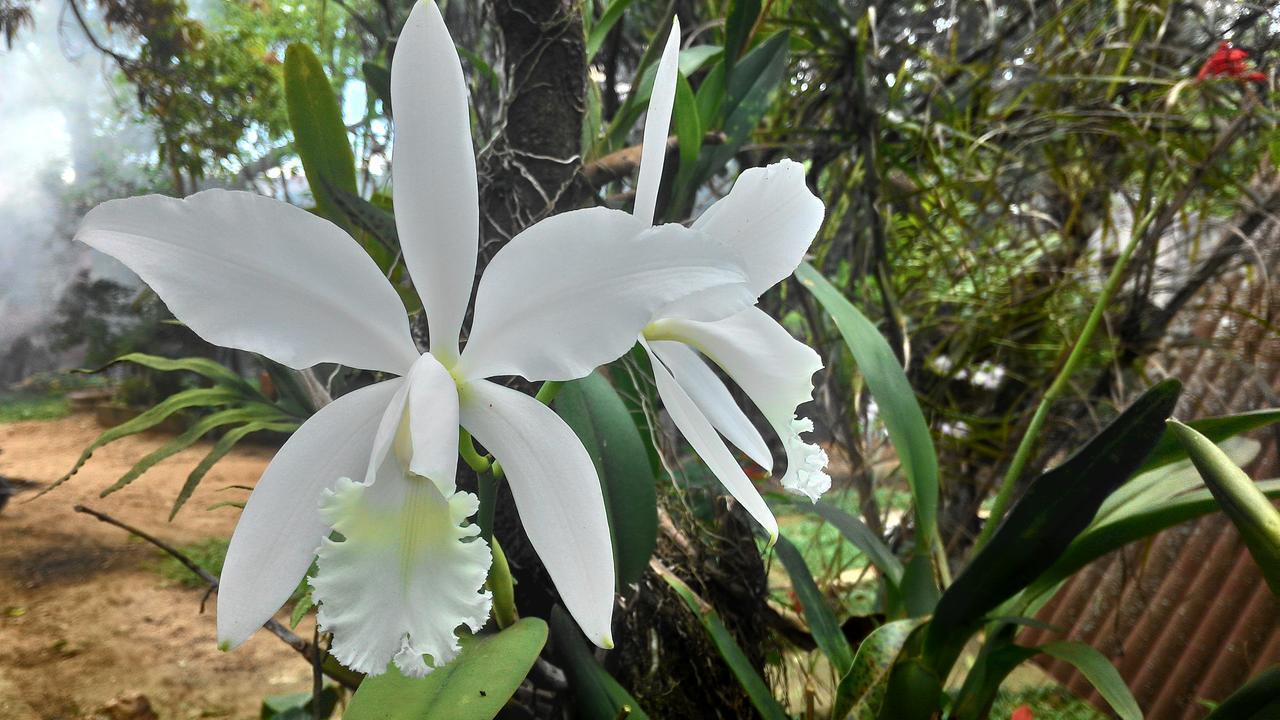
left=73, top=504, right=358, bottom=689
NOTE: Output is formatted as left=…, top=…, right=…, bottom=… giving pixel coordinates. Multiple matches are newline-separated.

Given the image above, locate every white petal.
left=643, top=341, right=778, bottom=541
left=646, top=307, right=831, bottom=501
left=633, top=19, right=682, bottom=226
left=692, top=160, right=824, bottom=295
left=649, top=340, right=772, bottom=471
left=77, top=191, right=419, bottom=374
left=392, top=0, right=478, bottom=363
left=311, top=471, right=491, bottom=677
left=217, top=378, right=403, bottom=649
left=457, top=207, right=754, bottom=382
left=366, top=352, right=460, bottom=494
left=458, top=379, right=616, bottom=647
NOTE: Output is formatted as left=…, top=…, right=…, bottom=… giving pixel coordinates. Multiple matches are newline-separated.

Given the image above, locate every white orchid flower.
left=75, top=1, right=756, bottom=677
left=627, top=22, right=832, bottom=542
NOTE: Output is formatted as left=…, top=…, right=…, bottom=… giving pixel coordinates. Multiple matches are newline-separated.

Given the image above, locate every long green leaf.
left=344, top=618, right=548, bottom=720
left=808, top=500, right=904, bottom=587
left=775, top=535, right=854, bottom=673
left=170, top=418, right=298, bottom=519
left=361, top=61, right=391, bottom=115
left=660, top=568, right=788, bottom=720
left=723, top=0, right=761, bottom=73
left=925, top=380, right=1180, bottom=672
left=1095, top=437, right=1260, bottom=526
left=41, top=387, right=244, bottom=497
left=99, top=405, right=285, bottom=497
left=796, top=261, right=939, bottom=553
left=551, top=606, right=650, bottom=720
left=1204, top=665, right=1280, bottom=720
left=1139, top=408, right=1280, bottom=473
left=104, top=353, right=257, bottom=395
left=671, top=71, right=702, bottom=211
left=695, top=32, right=789, bottom=187
left=1041, top=642, right=1142, bottom=720
left=554, top=372, right=658, bottom=586
left=1170, top=419, right=1280, bottom=595
left=284, top=43, right=357, bottom=222
left=832, top=618, right=927, bottom=720
left=586, top=0, right=639, bottom=60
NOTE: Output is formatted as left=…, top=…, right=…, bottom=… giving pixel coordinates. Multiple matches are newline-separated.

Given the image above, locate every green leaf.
left=696, top=32, right=789, bottom=186
left=170, top=418, right=297, bottom=519
left=832, top=618, right=928, bottom=720
left=671, top=70, right=702, bottom=209
left=948, top=633, right=1038, bottom=720
left=925, top=380, right=1181, bottom=672
left=361, top=61, right=391, bottom=116
left=551, top=606, right=650, bottom=720
left=261, top=687, right=338, bottom=720
left=1139, top=408, right=1280, bottom=473
left=103, top=353, right=257, bottom=395
left=900, top=554, right=940, bottom=618
left=659, top=569, right=788, bottom=720
left=321, top=178, right=400, bottom=267
left=723, top=0, right=761, bottom=72
left=344, top=618, right=548, bottom=720
left=1169, top=419, right=1280, bottom=595
left=41, top=387, right=245, bottom=497
left=553, top=372, right=658, bottom=586
left=774, top=535, right=854, bottom=673
left=795, top=261, right=940, bottom=553
left=695, top=61, right=726, bottom=129
left=1095, top=437, right=1261, bottom=526
left=678, top=45, right=723, bottom=76
left=807, top=500, right=904, bottom=587
left=99, top=406, right=285, bottom=498
left=1204, top=665, right=1280, bottom=720
left=586, top=0, right=639, bottom=60
left=285, top=43, right=357, bottom=222
left=1041, top=642, right=1142, bottom=720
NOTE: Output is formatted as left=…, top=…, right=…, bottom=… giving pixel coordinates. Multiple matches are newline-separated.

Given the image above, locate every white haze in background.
left=0, top=2, right=147, bottom=360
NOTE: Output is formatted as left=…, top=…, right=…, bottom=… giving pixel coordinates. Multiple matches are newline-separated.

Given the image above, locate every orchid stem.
left=477, top=469, right=497, bottom=544
left=535, top=380, right=563, bottom=405
left=459, top=429, right=491, bottom=473
left=488, top=536, right=518, bottom=629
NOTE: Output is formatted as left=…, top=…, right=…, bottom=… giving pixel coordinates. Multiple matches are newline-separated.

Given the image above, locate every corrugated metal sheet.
left=1020, top=218, right=1280, bottom=718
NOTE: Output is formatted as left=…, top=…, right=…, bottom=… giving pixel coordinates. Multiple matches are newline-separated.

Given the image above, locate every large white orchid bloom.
left=627, top=22, right=831, bottom=542
left=75, top=1, right=755, bottom=678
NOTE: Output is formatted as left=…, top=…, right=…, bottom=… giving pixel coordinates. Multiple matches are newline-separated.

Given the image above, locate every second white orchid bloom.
left=76, top=1, right=756, bottom=677
left=629, top=22, right=832, bottom=543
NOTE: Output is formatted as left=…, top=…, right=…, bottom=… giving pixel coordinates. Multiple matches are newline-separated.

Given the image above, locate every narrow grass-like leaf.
left=551, top=606, right=650, bottom=720
left=1096, top=437, right=1260, bottom=526
left=170, top=417, right=298, bottom=519
left=1041, top=642, right=1142, bottom=720
left=723, top=0, right=761, bottom=72
left=796, top=261, right=939, bottom=552
left=102, top=353, right=257, bottom=395
left=285, top=43, right=357, bottom=222
left=586, top=0, right=640, bottom=60
left=1170, top=419, right=1280, bottom=595
left=344, top=618, right=548, bottom=720
left=695, top=32, right=789, bottom=187
left=40, top=387, right=243, bottom=497
left=659, top=566, right=788, bottom=720
left=832, top=618, right=927, bottom=720
left=775, top=534, right=854, bottom=673
left=807, top=500, right=904, bottom=587
left=554, top=372, right=658, bottom=586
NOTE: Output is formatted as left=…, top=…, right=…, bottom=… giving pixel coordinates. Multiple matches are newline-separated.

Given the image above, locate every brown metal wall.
left=1020, top=223, right=1280, bottom=718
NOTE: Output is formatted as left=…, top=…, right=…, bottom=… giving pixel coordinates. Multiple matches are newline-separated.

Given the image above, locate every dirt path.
left=0, top=413, right=316, bottom=720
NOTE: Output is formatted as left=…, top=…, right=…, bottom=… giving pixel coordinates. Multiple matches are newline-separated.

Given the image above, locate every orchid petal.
left=459, top=379, right=616, bottom=647
left=457, top=207, right=754, bottom=382
left=217, top=378, right=403, bottom=649
left=392, top=0, right=478, bottom=363
left=646, top=307, right=831, bottom=501
left=643, top=341, right=778, bottom=541
left=649, top=340, right=772, bottom=471
left=691, top=160, right=824, bottom=295
left=77, top=191, right=418, bottom=374
left=633, top=19, right=682, bottom=225
left=366, top=352, right=460, bottom=495
left=312, top=470, right=491, bottom=677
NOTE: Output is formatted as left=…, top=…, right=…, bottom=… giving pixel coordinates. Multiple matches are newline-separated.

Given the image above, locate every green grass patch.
left=990, top=684, right=1105, bottom=719
left=0, top=393, right=71, bottom=423
left=149, top=537, right=229, bottom=588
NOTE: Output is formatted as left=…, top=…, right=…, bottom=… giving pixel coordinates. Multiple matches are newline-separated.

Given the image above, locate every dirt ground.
left=0, top=413, right=316, bottom=720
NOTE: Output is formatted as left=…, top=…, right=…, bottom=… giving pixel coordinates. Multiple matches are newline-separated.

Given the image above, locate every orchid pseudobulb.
left=75, top=0, right=758, bottom=677
left=628, top=22, right=831, bottom=542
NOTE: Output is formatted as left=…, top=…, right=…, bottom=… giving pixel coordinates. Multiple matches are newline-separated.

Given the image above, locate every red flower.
left=1010, top=705, right=1034, bottom=720
left=1197, top=41, right=1266, bottom=83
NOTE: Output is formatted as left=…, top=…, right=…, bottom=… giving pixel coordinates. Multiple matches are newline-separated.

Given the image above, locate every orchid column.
left=76, top=1, right=758, bottom=678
